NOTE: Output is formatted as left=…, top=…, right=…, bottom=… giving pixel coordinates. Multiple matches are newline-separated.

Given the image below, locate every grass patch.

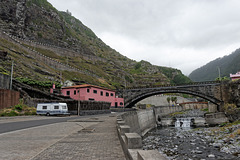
left=169, top=111, right=185, bottom=117
left=201, top=108, right=208, bottom=112
left=0, top=102, right=36, bottom=117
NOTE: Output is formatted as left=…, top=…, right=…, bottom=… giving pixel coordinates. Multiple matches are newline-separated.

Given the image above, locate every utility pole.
left=217, top=66, right=221, bottom=80
left=9, top=61, right=14, bottom=90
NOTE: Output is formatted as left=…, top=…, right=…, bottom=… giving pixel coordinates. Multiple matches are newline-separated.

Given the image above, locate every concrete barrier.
left=117, top=120, right=125, bottom=127
left=137, top=150, right=168, bottom=160
left=125, top=133, right=142, bottom=149
left=205, top=112, right=229, bottom=126
left=120, top=125, right=130, bottom=135
left=116, top=110, right=168, bottom=160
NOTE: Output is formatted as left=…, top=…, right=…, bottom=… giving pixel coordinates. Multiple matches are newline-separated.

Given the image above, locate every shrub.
left=201, top=108, right=208, bottom=112
left=14, top=104, right=23, bottom=111
left=1, top=110, right=19, bottom=117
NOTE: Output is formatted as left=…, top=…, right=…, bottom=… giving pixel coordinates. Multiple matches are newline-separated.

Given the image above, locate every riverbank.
left=143, top=121, right=240, bottom=160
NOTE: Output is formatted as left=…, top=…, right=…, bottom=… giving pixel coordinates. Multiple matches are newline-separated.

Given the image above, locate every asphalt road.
left=0, top=116, right=84, bottom=134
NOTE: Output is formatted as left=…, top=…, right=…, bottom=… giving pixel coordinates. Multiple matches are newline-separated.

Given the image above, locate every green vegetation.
left=0, top=67, right=9, bottom=75
left=201, top=108, right=208, bottom=112
left=167, top=97, right=170, bottom=106
left=223, top=103, right=240, bottom=117
left=15, top=77, right=61, bottom=88
left=173, top=74, right=192, bottom=84
left=171, top=97, right=177, bottom=104
left=169, top=111, right=184, bottom=117
left=37, top=32, right=43, bottom=38
left=0, top=101, right=36, bottom=117
left=159, top=67, right=191, bottom=84
left=215, top=76, right=230, bottom=81
left=27, top=0, right=57, bottom=12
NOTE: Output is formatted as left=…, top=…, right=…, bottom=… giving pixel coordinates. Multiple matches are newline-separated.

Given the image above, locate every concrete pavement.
left=32, top=115, right=126, bottom=160
left=0, top=114, right=126, bottom=160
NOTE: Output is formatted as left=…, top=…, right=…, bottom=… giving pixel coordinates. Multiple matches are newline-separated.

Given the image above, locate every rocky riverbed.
left=143, top=123, right=240, bottom=160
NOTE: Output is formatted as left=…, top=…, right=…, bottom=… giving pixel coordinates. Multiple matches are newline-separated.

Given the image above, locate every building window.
left=89, top=98, right=95, bottom=101
left=87, top=88, right=90, bottom=93
left=66, top=91, right=70, bottom=96
left=93, top=90, right=97, bottom=94
left=111, top=93, right=114, bottom=97
left=74, top=90, right=76, bottom=95
left=54, top=106, right=59, bottom=109
left=106, top=92, right=109, bottom=97
left=62, top=106, right=67, bottom=109
left=42, top=106, right=47, bottom=109
left=100, top=91, right=103, bottom=96
left=120, top=102, right=123, bottom=106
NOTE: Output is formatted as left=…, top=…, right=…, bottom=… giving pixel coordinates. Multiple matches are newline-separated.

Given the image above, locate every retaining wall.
left=117, top=109, right=168, bottom=160
left=0, top=89, right=20, bottom=109
left=120, top=109, right=156, bottom=136
left=0, top=74, right=10, bottom=89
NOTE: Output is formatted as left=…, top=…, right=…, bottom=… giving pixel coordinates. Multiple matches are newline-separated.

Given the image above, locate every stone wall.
left=154, top=105, right=184, bottom=118
left=117, top=109, right=168, bottom=160
left=137, top=95, right=192, bottom=106
left=120, top=109, right=156, bottom=136
left=0, top=73, right=10, bottom=89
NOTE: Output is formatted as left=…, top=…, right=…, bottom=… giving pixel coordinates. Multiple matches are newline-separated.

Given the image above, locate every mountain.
left=189, top=48, right=240, bottom=82
left=0, top=0, right=191, bottom=91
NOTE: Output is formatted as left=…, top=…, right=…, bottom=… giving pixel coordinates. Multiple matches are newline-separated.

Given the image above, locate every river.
left=143, top=125, right=240, bottom=160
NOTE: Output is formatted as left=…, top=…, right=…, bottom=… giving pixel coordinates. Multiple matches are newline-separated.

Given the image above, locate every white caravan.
left=36, top=103, right=69, bottom=116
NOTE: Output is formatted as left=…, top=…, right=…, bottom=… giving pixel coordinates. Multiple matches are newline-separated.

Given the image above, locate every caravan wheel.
left=46, top=113, right=50, bottom=116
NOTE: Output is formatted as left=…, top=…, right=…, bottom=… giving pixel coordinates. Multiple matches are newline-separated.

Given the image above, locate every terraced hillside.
left=0, top=0, right=191, bottom=91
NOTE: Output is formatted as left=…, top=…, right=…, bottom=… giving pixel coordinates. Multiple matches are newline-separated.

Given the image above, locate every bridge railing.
left=123, top=81, right=222, bottom=90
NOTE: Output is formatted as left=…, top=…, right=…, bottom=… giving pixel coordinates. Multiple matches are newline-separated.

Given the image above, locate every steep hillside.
left=0, top=0, right=191, bottom=90
left=189, top=48, right=240, bottom=82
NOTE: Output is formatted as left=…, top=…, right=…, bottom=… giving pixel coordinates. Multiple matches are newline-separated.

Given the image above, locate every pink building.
left=230, top=71, right=240, bottom=80
left=60, top=84, right=124, bottom=107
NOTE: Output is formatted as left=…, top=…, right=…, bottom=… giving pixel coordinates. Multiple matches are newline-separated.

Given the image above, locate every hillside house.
left=230, top=71, right=240, bottom=80
left=60, top=84, right=124, bottom=108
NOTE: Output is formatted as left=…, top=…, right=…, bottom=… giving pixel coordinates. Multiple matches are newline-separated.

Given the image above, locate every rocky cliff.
left=0, top=0, right=191, bottom=90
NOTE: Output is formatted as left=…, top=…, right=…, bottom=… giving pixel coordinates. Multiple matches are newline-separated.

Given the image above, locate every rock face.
left=15, top=0, right=26, bottom=37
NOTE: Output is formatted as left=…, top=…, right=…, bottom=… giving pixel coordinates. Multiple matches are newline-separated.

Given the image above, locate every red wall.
left=0, top=89, right=20, bottom=109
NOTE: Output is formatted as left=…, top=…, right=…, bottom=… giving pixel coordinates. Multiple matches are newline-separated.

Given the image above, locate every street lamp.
left=78, top=88, right=80, bottom=116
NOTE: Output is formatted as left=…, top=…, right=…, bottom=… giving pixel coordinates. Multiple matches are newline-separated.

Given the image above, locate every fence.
left=0, top=89, right=20, bottom=109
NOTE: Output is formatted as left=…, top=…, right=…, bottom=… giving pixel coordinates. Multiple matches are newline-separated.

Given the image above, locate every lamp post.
left=78, top=88, right=80, bottom=116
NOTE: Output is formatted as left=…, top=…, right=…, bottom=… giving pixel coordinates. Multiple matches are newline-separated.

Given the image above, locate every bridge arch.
left=124, top=88, right=222, bottom=108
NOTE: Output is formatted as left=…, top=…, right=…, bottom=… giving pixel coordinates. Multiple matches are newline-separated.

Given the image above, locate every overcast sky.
left=48, top=0, right=240, bottom=75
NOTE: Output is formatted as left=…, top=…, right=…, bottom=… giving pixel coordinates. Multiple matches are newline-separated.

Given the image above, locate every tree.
left=170, top=97, right=177, bottom=106
left=171, top=97, right=175, bottom=105
left=167, top=97, right=170, bottom=106
left=174, top=97, right=178, bottom=104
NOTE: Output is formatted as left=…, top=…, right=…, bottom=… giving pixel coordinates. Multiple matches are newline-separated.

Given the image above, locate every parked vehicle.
left=36, top=103, right=69, bottom=116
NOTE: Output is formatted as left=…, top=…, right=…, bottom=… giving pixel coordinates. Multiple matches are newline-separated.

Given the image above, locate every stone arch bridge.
left=117, top=81, right=232, bottom=109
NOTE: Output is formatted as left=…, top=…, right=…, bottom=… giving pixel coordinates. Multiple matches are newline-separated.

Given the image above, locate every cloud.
left=48, top=0, right=240, bottom=75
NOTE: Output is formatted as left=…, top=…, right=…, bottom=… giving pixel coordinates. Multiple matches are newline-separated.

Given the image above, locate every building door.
left=115, top=102, right=118, bottom=108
